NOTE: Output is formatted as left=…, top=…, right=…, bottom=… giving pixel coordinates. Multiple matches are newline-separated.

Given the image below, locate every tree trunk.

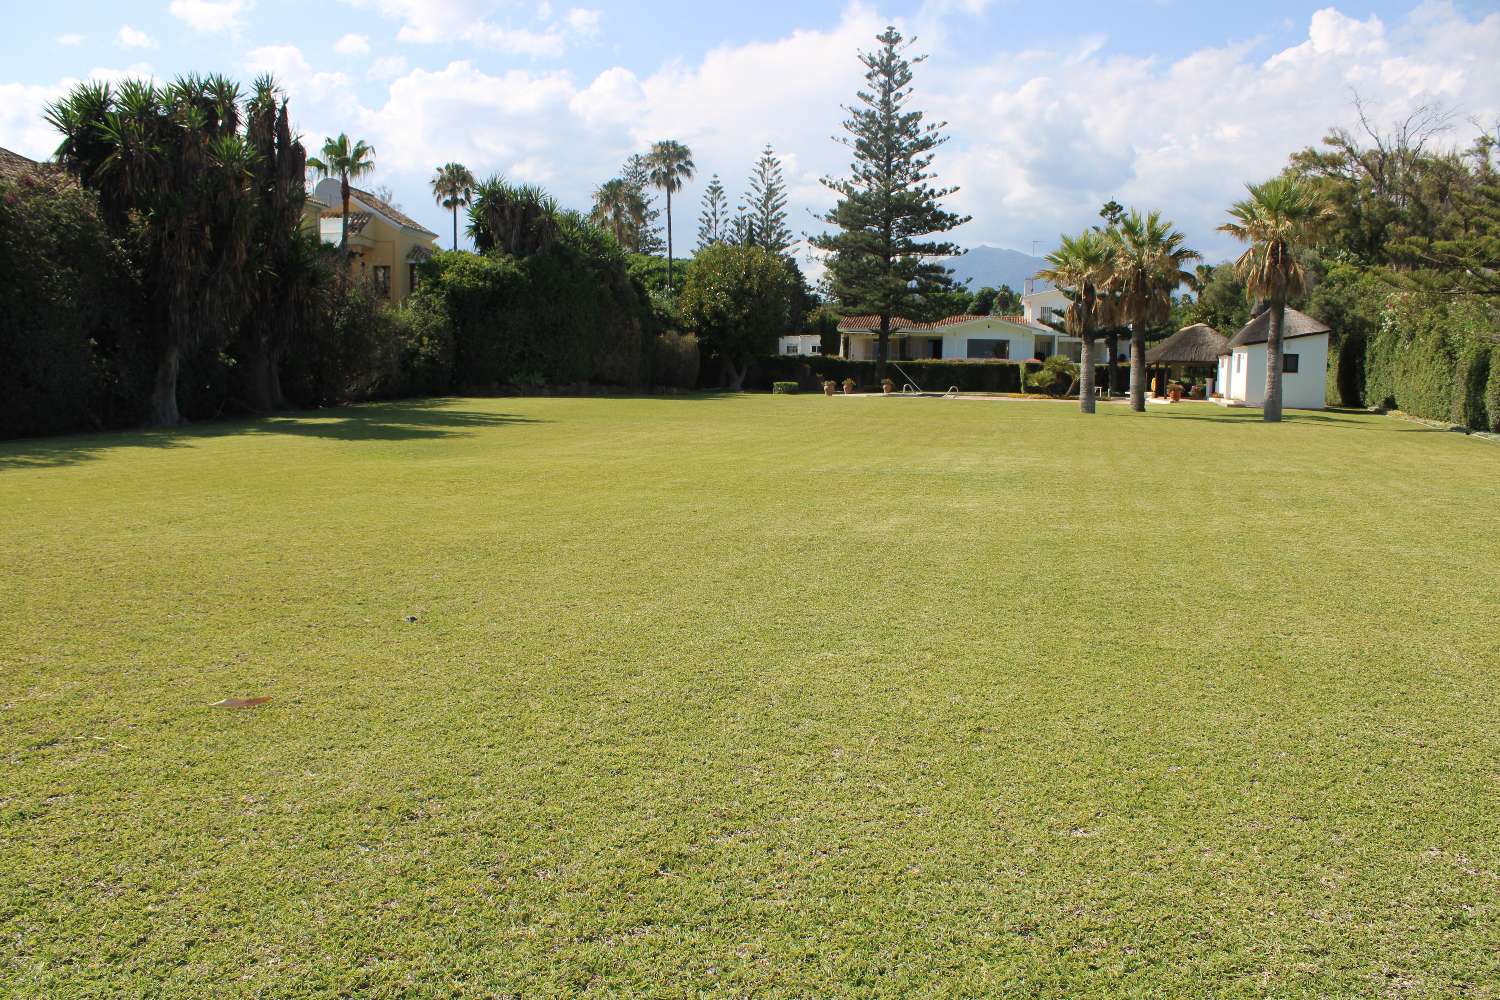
left=876, top=318, right=890, bottom=384
left=1079, top=335, right=1096, bottom=414
left=242, top=340, right=275, bottom=414
left=725, top=359, right=746, bottom=392
left=1129, top=327, right=1146, bottom=412
left=1105, top=332, right=1118, bottom=397
left=452, top=204, right=458, bottom=251
left=340, top=174, right=350, bottom=252
left=147, top=343, right=182, bottom=428
left=1264, top=298, right=1285, bottom=422
left=665, top=189, right=674, bottom=294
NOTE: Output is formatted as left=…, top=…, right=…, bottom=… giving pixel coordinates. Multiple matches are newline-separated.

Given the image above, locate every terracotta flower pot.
left=842, top=380, right=856, bottom=395
left=882, top=379, right=894, bottom=395
left=823, top=381, right=836, bottom=397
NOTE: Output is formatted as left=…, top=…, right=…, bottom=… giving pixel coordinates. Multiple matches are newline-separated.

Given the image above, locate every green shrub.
left=1487, top=345, right=1500, bottom=433
left=652, top=331, right=700, bottom=389
left=1365, top=292, right=1496, bottom=427
left=771, top=381, right=798, bottom=394
left=1025, top=355, right=1079, bottom=396
left=752, top=356, right=1108, bottom=395
left=0, top=172, right=137, bottom=437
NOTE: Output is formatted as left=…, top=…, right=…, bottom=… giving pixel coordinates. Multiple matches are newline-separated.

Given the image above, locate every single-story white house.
left=836, top=312, right=1104, bottom=363
left=777, top=334, right=825, bottom=356
left=1216, top=308, right=1330, bottom=410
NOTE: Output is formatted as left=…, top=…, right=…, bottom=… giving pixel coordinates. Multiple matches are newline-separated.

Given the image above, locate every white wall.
left=1228, top=333, right=1328, bottom=409
left=778, top=335, right=824, bottom=357
left=1022, top=288, right=1069, bottom=324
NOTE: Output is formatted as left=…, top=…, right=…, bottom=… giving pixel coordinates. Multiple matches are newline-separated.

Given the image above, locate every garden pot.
left=823, top=381, right=836, bottom=397
left=1169, top=387, right=1183, bottom=402
left=842, top=381, right=856, bottom=395
left=882, top=379, right=894, bottom=395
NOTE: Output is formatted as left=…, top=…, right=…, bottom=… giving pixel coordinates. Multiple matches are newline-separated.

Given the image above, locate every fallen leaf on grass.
left=212, top=697, right=272, bottom=709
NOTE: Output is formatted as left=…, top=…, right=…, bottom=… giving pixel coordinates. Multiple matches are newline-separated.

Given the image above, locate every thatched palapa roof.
left=1229, top=308, right=1330, bottom=349
left=1146, top=323, right=1229, bottom=365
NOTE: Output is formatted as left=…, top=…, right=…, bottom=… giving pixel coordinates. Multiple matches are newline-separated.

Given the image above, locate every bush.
left=1365, top=292, right=1496, bottom=428
left=1487, top=345, right=1500, bottom=434
left=772, top=381, right=798, bottom=394
left=652, top=331, right=699, bottom=390
left=0, top=171, right=138, bottom=437
left=1025, top=355, right=1079, bottom=396
left=747, top=355, right=1110, bottom=395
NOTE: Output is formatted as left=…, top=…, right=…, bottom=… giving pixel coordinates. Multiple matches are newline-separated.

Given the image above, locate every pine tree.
left=811, top=27, right=969, bottom=381
left=697, top=174, right=729, bottom=250
left=747, top=144, right=793, bottom=255
left=620, top=154, right=665, bottom=255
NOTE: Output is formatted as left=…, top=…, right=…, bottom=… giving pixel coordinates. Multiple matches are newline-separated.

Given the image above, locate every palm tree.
left=590, top=178, right=646, bottom=248
left=306, top=133, right=376, bottom=252
left=430, top=162, right=476, bottom=250
left=645, top=139, right=695, bottom=293
left=1036, top=231, right=1115, bottom=414
left=1108, top=209, right=1202, bottom=412
left=1219, top=178, right=1332, bottom=422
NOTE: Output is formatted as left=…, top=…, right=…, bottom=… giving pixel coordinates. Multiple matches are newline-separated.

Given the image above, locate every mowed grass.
left=2, top=394, right=1498, bottom=998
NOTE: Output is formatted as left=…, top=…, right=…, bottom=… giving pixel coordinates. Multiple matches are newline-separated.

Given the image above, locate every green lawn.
left=3, top=395, right=1497, bottom=998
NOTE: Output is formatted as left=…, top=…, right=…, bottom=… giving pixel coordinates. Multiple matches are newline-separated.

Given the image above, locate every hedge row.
left=746, top=355, right=1119, bottom=395
left=1365, top=294, right=1500, bottom=432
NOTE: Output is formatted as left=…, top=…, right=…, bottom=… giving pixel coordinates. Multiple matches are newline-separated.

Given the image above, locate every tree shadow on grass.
left=1150, top=408, right=1420, bottom=430
left=0, top=398, right=545, bottom=472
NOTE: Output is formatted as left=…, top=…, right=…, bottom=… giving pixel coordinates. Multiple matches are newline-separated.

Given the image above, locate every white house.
left=777, top=334, right=825, bottom=357
left=836, top=313, right=1100, bottom=363
left=1021, top=287, right=1070, bottom=326
left=1216, top=308, right=1330, bottom=410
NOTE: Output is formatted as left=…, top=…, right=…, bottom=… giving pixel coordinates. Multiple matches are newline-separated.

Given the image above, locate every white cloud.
left=57, top=34, right=84, bottom=47
left=369, top=55, right=409, bottom=80
left=116, top=25, right=158, bottom=50
left=343, top=0, right=600, bottom=55
left=335, top=33, right=372, bottom=56
left=565, top=7, right=602, bottom=37
left=169, top=0, right=253, bottom=34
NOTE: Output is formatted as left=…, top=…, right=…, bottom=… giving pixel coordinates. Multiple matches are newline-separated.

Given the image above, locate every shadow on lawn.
left=0, top=398, right=544, bottom=471
left=1153, top=407, right=1442, bottom=430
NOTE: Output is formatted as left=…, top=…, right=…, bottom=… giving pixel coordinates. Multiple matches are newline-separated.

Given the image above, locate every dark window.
left=1283, top=353, right=1300, bottom=373
left=785, top=343, right=799, bottom=354
left=373, top=265, right=391, bottom=298
left=967, top=338, right=1009, bottom=360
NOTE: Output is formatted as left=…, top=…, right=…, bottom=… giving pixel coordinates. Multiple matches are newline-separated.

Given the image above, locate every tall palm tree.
left=645, top=139, right=695, bottom=293
left=1108, top=209, right=1202, bottom=412
left=306, top=133, right=376, bottom=252
left=1036, top=231, right=1115, bottom=414
left=1219, top=178, right=1332, bottom=422
left=590, top=178, right=646, bottom=248
left=430, top=162, right=476, bottom=250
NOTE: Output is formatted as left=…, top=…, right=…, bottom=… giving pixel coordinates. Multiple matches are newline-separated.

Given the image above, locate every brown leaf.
left=212, top=696, right=273, bottom=709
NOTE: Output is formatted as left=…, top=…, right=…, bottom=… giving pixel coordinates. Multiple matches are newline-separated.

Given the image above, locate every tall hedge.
left=0, top=171, right=141, bottom=437
left=415, top=217, right=655, bottom=392
left=1365, top=293, right=1498, bottom=429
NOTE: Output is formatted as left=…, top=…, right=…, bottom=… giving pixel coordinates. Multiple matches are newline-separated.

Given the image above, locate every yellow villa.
left=310, top=178, right=440, bottom=304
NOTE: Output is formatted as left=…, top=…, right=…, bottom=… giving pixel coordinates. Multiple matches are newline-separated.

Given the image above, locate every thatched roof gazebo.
left=1145, top=324, right=1229, bottom=397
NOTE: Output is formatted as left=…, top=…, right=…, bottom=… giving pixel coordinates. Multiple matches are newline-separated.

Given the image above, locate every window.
left=967, top=339, right=1009, bottom=360
left=373, top=265, right=391, bottom=299
left=1283, top=353, right=1300, bottom=373
left=785, top=343, right=799, bottom=355
left=1236, top=352, right=1244, bottom=373
left=809, top=344, right=823, bottom=354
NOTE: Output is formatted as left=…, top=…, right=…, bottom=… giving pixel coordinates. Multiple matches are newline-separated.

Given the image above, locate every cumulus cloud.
left=341, top=0, right=601, bottom=55
left=116, top=25, right=158, bottom=50
left=57, top=34, right=84, bottom=47
left=335, top=33, right=372, bottom=56
left=169, top=0, right=253, bottom=34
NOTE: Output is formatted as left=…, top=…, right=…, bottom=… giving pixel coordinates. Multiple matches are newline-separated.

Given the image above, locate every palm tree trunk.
left=876, top=316, right=890, bottom=385
left=452, top=204, right=458, bottom=251
left=147, top=342, right=182, bottom=428
left=1105, top=331, right=1118, bottom=397
left=1130, top=326, right=1146, bottom=412
left=1265, top=298, right=1285, bottom=422
left=1079, top=335, right=1096, bottom=413
left=340, top=174, right=350, bottom=252
left=665, top=189, right=674, bottom=293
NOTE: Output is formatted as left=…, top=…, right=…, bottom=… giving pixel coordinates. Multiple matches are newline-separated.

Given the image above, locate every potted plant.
left=822, top=379, right=836, bottom=397
left=882, top=377, right=895, bottom=395
left=1168, top=382, right=1183, bottom=402
left=842, top=377, right=857, bottom=395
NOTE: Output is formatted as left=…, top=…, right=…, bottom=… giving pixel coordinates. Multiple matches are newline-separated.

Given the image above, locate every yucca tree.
left=590, top=177, right=646, bottom=248
left=1036, top=230, right=1115, bottom=413
left=430, top=162, right=476, bottom=250
left=1108, top=209, right=1202, bottom=412
left=1219, top=177, right=1332, bottom=422
left=306, top=133, right=376, bottom=252
left=646, top=139, right=695, bottom=292
left=48, top=74, right=257, bottom=427
left=467, top=176, right=559, bottom=257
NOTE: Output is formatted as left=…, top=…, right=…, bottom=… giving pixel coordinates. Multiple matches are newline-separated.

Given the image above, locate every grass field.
left=3, top=394, right=1498, bottom=998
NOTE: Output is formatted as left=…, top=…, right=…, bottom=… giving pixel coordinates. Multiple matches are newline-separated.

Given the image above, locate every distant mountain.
left=943, top=245, right=1051, bottom=294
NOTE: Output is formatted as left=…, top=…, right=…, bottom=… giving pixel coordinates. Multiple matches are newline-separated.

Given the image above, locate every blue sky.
left=4, top=1, right=1498, bottom=265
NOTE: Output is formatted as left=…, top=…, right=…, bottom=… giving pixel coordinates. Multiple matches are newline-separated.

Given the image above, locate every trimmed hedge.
left=747, top=355, right=1117, bottom=395
left=1365, top=293, right=1498, bottom=430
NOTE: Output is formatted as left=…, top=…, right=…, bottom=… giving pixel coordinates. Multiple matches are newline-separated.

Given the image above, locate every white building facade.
left=1216, top=308, right=1331, bottom=410
left=777, top=334, right=826, bottom=357
left=837, top=314, right=1109, bottom=364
